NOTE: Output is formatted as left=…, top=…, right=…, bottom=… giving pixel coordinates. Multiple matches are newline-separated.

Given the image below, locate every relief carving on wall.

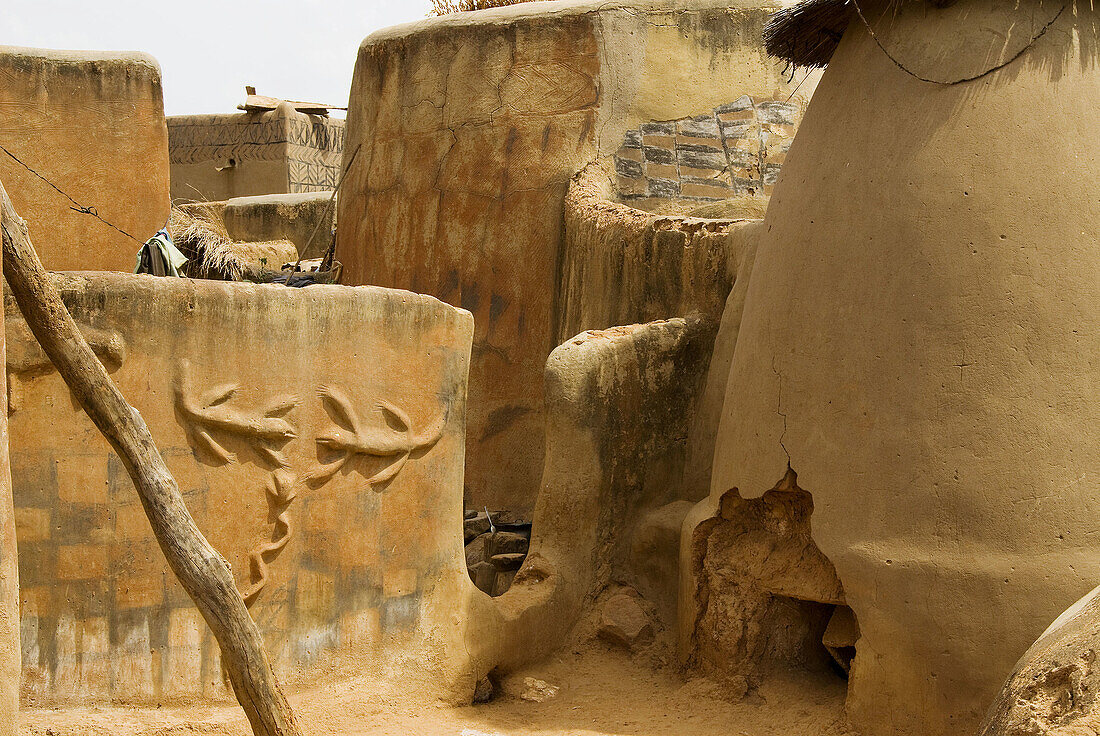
left=5, top=316, right=127, bottom=413
left=175, top=359, right=298, bottom=468
left=173, top=362, right=446, bottom=606
left=310, top=385, right=446, bottom=486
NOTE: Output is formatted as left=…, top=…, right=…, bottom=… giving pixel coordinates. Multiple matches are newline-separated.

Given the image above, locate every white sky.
left=1, top=0, right=437, bottom=116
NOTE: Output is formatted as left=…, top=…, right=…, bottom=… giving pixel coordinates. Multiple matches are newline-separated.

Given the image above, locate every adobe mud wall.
left=560, top=162, right=752, bottom=344
left=6, top=273, right=485, bottom=708
left=337, top=0, right=815, bottom=513
left=547, top=319, right=715, bottom=624
left=222, top=192, right=335, bottom=258
left=562, top=161, right=766, bottom=504
left=979, top=584, right=1100, bottom=736
left=177, top=191, right=336, bottom=259
left=168, top=106, right=344, bottom=203
left=472, top=316, right=717, bottom=672
left=0, top=46, right=170, bottom=271
left=701, top=2, right=1100, bottom=735
left=0, top=275, right=16, bottom=736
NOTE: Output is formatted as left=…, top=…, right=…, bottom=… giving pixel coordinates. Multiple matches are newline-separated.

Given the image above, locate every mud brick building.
left=168, top=102, right=344, bottom=203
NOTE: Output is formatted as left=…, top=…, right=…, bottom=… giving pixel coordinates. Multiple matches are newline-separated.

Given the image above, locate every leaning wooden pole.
left=0, top=181, right=302, bottom=736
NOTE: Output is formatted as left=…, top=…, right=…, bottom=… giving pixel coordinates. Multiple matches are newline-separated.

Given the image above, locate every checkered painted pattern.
left=14, top=446, right=423, bottom=706
left=613, top=95, right=801, bottom=202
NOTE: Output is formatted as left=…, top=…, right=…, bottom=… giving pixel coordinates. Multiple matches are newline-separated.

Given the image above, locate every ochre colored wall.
left=0, top=274, right=17, bottom=736
left=338, top=0, right=815, bottom=513
left=468, top=316, right=719, bottom=671
left=560, top=162, right=749, bottom=344
left=170, top=158, right=289, bottom=203
left=0, top=47, right=170, bottom=271
left=704, top=2, right=1100, bottom=734
left=562, top=162, right=766, bottom=504
left=7, top=273, right=484, bottom=707
left=176, top=192, right=336, bottom=260
left=222, top=192, right=335, bottom=258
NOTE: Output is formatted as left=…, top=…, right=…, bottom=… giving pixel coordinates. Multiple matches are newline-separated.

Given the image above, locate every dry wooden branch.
left=0, top=181, right=302, bottom=736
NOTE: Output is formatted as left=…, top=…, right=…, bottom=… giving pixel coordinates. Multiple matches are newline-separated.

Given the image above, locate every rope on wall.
left=0, top=142, right=143, bottom=244
left=849, top=0, right=1068, bottom=86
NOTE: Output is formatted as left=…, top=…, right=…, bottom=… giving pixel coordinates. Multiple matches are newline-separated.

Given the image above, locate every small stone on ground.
left=598, top=593, right=653, bottom=649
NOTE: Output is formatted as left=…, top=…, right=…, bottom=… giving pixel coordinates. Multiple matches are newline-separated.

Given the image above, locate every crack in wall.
left=772, top=356, right=792, bottom=466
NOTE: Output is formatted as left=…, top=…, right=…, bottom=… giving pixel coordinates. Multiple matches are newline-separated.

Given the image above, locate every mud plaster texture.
left=0, top=275, right=17, bottom=736
left=980, top=585, right=1100, bottom=736
left=5, top=272, right=490, bottom=708
left=336, top=0, right=816, bottom=514
left=689, top=469, right=851, bottom=693
left=177, top=191, right=337, bottom=259
left=168, top=105, right=344, bottom=203
left=0, top=46, right=170, bottom=271
left=459, top=315, right=735, bottom=680
left=534, top=318, right=715, bottom=628
left=698, top=2, right=1100, bottom=735
left=561, top=163, right=765, bottom=504
left=561, top=161, right=751, bottom=345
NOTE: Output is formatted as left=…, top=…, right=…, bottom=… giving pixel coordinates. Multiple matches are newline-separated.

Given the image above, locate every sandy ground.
left=20, top=644, right=851, bottom=736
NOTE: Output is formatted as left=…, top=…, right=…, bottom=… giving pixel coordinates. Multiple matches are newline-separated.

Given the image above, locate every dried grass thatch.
left=168, top=207, right=298, bottom=282
left=764, top=0, right=852, bottom=68
left=430, top=0, right=549, bottom=15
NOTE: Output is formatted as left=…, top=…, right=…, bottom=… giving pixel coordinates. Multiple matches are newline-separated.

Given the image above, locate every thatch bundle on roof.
left=764, top=0, right=853, bottom=68
left=168, top=206, right=298, bottom=282
left=430, top=0, right=549, bottom=15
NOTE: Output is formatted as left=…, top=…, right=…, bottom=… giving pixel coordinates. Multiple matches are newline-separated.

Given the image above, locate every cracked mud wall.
left=704, top=2, right=1100, bottom=735
left=562, top=161, right=767, bottom=507
left=481, top=213, right=767, bottom=667
left=481, top=316, right=717, bottom=671
left=337, top=0, right=813, bottom=513
left=0, top=46, right=170, bottom=271
left=6, top=273, right=487, bottom=708
left=560, top=161, right=752, bottom=345
left=689, top=470, right=849, bottom=690
left=570, top=318, right=716, bottom=625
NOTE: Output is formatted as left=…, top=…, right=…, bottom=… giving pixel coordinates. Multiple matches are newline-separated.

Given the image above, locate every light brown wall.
left=170, top=158, right=290, bottom=203
left=470, top=316, right=717, bottom=671
left=0, top=47, right=170, bottom=271
left=562, top=162, right=765, bottom=504
left=222, top=192, right=335, bottom=257
left=176, top=192, right=336, bottom=260
left=338, top=0, right=813, bottom=514
left=561, top=162, right=748, bottom=344
left=0, top=275, right=17, bottom=736
left=704, top=2, right=1100, bottom=734
left=168, top=108, right=344, bottom=204
left=7, top=273, right=484, bottom=707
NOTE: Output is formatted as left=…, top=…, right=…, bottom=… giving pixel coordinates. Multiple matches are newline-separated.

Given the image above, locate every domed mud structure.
left=702, top=1, right=1100, bottom=734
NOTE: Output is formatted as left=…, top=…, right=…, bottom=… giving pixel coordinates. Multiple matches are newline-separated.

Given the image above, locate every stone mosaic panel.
left=613, top=95, right=801, bottom=202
